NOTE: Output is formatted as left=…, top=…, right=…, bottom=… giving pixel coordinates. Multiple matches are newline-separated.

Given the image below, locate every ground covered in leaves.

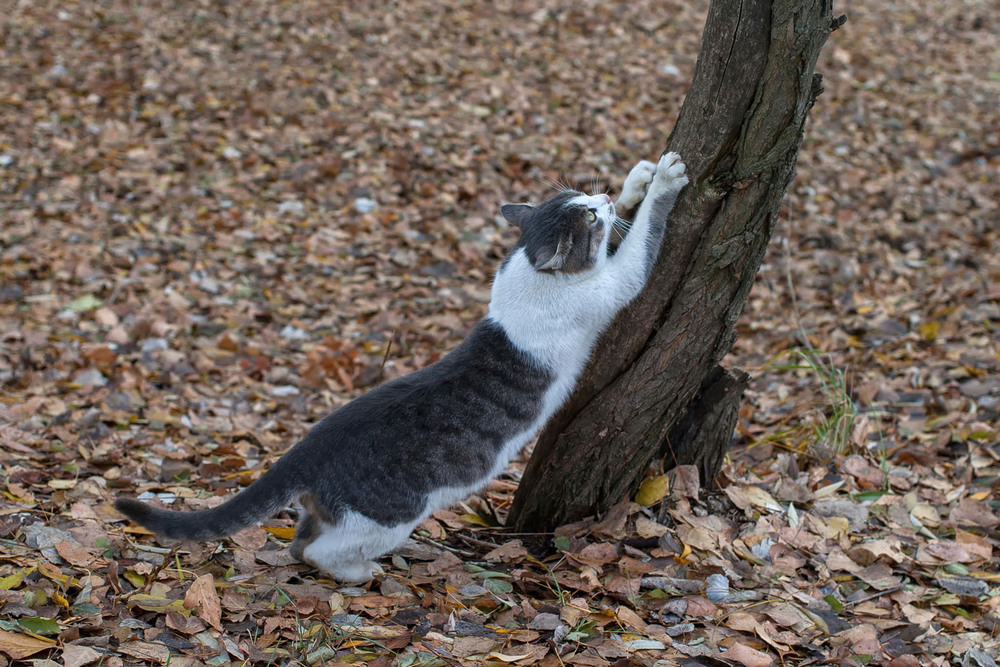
left=2, top=0, right=999, bottom=665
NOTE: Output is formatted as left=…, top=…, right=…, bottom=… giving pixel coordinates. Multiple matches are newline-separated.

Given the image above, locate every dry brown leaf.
left=0, top=630, right=55, bottom=660
left=483, top=539, right=528, bottom=563
left=184, top=573, right=222, bottom=631
left=61, top=644, right=103, bottom=667
left=635, top=517, right=669, bottom=538
left=230, top=526, right=268, bottom=550
left=55, top=541, right=96, bottom=567
left=830, top=623, right=882, bottom=658
left=950, top=498, right=1000, bottom=529
left=452, top=636, right=501, bottom=658
left=614, top=605, right=648, bottom=632
left=856, top=563, right=903, bottom=590
left=117, top=641, right=170, bottom=664
left=718, top=641, right=773, bottom=667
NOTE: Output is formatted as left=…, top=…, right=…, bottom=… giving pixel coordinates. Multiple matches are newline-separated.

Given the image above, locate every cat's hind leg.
left=289, top=496, right=381, bottom=582
left=289, top=494, right=331, bottom=563
left=289, top=509, right=317, bottom=563
left=301, top=510, right=412, bottom=583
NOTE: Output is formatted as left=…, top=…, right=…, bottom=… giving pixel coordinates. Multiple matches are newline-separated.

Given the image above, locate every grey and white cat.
left=115, top=152, right=689, bottom=582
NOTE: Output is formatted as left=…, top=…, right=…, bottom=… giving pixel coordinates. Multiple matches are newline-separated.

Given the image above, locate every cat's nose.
left=599, top=194, right=611, bottom=205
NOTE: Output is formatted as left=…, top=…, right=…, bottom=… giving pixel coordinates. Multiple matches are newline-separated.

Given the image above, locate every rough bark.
left=662, top=365, right=750, bottom=484
left=509, top=0, right=842, bottom=531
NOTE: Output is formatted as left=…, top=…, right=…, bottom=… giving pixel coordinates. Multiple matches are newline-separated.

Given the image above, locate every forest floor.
left=1, top=0, right=999, bottom=665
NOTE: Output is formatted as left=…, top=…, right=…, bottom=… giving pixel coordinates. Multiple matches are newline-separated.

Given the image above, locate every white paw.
left=617, top=159, right=658, bottom=210
left=328, top=560, right=384, bottom=583
left=651, top=152, right=689, bottom=194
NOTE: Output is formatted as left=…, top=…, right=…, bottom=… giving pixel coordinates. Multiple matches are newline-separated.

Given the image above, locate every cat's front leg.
left=616, top=159, right=657, bottom=221
left=609, top=152, right=689, bottom=303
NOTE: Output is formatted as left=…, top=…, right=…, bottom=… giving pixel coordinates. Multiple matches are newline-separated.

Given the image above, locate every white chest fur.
left=488, top=249, right=621, bottom=372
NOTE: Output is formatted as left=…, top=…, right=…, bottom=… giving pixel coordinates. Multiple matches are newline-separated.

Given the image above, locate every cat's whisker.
left=613, top=217, right=633, bottom=231
left=590, top=173, right=609, bottom=197
left=537, top=174, right=568, bottom=193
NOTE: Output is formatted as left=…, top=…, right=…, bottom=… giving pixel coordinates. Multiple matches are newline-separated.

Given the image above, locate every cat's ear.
left=533, top=235, right=572, bottom=272
left=501, top=203, right=533, bottom=228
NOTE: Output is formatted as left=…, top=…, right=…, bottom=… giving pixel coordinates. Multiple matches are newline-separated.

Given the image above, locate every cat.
left=115, top=152, right=689, bottom=583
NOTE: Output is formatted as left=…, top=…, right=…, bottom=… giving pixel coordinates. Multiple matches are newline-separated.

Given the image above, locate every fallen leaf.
left=118, top=640, right=170, bottom=664
left=635, top=475, right=670, bottom=506
left=718, top=641, right=772, bottom=667
left=184, top=573, right=222, bottom=631
left=55, top=541, right=96, bottom=567
left=62, top=644, right=103, bottom=667
left=0, top=630, right=55, bottom=660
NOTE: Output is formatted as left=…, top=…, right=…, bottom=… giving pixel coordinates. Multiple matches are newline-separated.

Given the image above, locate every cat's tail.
left=114, top=457, right=303, bottom=541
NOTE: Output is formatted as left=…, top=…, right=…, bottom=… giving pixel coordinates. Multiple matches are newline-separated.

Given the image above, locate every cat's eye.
left=586, top=211, right=597, bottom=222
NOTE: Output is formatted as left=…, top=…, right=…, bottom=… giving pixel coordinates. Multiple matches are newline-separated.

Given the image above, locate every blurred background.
left=1, top=0, right=998, bottom=499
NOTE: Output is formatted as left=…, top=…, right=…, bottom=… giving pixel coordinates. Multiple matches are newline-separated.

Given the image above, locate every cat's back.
left=303, top=319, right=552, bottom=459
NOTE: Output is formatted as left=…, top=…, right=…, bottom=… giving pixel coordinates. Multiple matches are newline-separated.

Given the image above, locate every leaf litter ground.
left=1, top=1, right=998, bottom=665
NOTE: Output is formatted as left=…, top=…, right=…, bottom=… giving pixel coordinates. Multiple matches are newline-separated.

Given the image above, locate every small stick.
left=454, top=532, right=502, bottom=552
left=844, top=585, right=903, bottom=607
left=411, top=534, right=476, bottom=558
left=138, top=545, right=182, bottom=594
left=377, top=329, right=396, bottom=383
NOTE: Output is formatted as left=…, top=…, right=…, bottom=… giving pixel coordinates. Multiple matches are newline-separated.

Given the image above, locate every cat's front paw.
left=617, top=159, right=658, bottom=211
left=650, top=152, right=689, bottom=195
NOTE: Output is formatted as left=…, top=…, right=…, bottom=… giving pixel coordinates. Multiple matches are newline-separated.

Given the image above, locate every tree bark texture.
left=509, top=0, right=841, bottom=532
left=662, top=365, right=750, bottom=484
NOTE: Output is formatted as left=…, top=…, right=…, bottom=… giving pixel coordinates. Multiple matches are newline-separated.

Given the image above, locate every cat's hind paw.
left=617, top=159, right=657, bottom=212
left=327, top=560, right=384, bottom=583
left=651, top=152, right=689, bottom=195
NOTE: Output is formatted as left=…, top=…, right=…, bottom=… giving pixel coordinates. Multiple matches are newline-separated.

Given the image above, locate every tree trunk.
left=509, top=0, right=843, bottom=532
left=662, top=365, right=750, bottom=483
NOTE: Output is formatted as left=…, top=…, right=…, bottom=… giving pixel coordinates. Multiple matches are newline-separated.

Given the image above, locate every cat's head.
left=500, top=191, right=615, bottom=274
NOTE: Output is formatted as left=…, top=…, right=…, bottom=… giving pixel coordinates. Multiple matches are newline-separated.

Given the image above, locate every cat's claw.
left=650, top=152, right=689, bottom=195
left=617, top=159, right=658, bottom=211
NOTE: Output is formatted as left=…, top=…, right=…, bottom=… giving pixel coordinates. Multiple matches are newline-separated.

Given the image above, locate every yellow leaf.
left=145, top=412, right=180, bottom=425
left=0, top=571, right=24, bottom=590
left=123, top=571, right=146, bottom=588
left=261, top=526, right=296, bottom=540
left=742, top=486, right=783, bottom=513
left=917, top=321, right=940, bottom=341
left=52, top=590, right=70, bottom=610
left=635, top=475, right=670, bottom=506
left=971, top=491, right=991, bottom=501
left=126, top=594, right=190, bottom=615
left=458, top=513, right=491, bottom=527
left=35, top=562, right=75, bottom=587
left=826, top=516, right=850, bottom=540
